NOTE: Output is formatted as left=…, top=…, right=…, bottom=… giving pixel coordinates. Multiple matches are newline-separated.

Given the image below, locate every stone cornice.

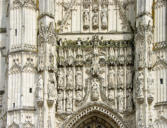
left=154, top=0, right=167, bottom=9
left=8, top=106, right=36, bottom=112
left=153, top=41, right=167, bottom=51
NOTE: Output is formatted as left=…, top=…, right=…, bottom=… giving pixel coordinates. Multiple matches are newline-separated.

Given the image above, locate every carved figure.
left=36, top=75, right=44, bottom=100
left=108, top=67, right=116, bottom=89
left=91, top=79, right=100, bottom=101
left=117, top=67, right=124, bottom=89
left=92, top=13, right=99, bottom=29
left=57, top=70, right=65, bottom=90
left=118, top=89, right=124, bottom=112
left=83, top=9, right=90, bottom=29
left=76, top=90, right=83, bottom=102
left=126, top=67, right=132, bottom=89
left=75, top=69, right=83, bottom=90
left=136, top=71, right=144, bottom=97
left=66, top=91, right=73, bottom=112
left=38, top=46, right=44, bottom=71
left=66, top=68, right=74, bottom=90
left=126, top=89, right=133, bottom=111
left=101, top=5, right=108, bottom=29
left=48, top=81, right=56, bottom=100
left=57, top=90, right=64, bottom=112
left=108, top=89, right=115, bottom=103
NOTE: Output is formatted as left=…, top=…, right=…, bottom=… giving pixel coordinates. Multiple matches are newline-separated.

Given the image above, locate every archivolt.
left=61, top=103, right=128, bottom=128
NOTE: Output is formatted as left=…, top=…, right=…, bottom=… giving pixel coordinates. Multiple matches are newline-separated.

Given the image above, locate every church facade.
left=0, top=0, right=167, bottom=127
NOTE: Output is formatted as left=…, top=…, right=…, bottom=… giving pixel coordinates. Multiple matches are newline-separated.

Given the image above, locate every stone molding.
left=62, top=103, right=128, bottom=128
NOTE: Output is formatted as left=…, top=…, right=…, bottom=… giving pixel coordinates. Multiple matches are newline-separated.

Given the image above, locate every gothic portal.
left=0, top=0, right=167, bottom=128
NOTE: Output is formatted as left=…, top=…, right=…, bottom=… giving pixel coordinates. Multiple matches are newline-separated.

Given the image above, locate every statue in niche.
left=75, top=69, right=83, bottom=90
left=147, top=73, right=154, bottom=96
left=108, top=67, right=116, bottom=89
left=108, top=89, right=115, bottom=104
left=49, top=50, right=54, bottom=67
left=36, top=75, right=44, bottom=101
left=101, top=4, right=108, bottom=29
left=138, top=43, right=144, bottom=67
left=66, top=68, right=74, bottom=90
left=118, top=89, right=124, bottom=112
left=92, top=13, right=99, bottom=29
left=91, top=78, right=100, bottom=101
left=126, top=67, right=133, bottom=89
left=126, top=47, right=132, bottom=64
left=126, top=89, right=133, bottom=111
left=118, top=48, right=125, bottom=64
left=117, top=67, right=124, bottom=89
left=66, top=91, right=73, bottom=112
left=58, top=48, right=65, bottom=65
left=48, top=80, right=56, bottom=100
left=57, top=90, right=64, bottom=112
left=76, top=90, right=83, bottom=102
left=38, top=46, right=45, bottom=71
left=57, top=70, right=65, bottom=90
left=138, top=114, right=144, bottom=128
left=83, top=9, right=90, bottom=29
left=67, top=49, right=74, bottom=65
left=136, top=71, right=144, bottom=98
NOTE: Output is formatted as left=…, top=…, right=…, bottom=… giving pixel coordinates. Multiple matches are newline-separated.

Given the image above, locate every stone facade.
left=0, top=0, right=167, bottom=128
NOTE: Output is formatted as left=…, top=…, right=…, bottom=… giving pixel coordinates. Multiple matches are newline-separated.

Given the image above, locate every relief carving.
left=48, top=74, right=56, bottom=101
left=117, top=67, right=124, bottom=89
left=126, top=67, right=133, bottom=89
left=136, top=71, right=144, bottom=98
left=36, top=75, right=44, bottom=101
left=108, top=67, right=116, bottom=89
left=66, top=68, right=74, bottom=90
left=83, top=9, right=90, bottom=30
left=66, top=91, right=73, bottom=112
left=57, top=69, right=65, bottom=90
left=75, top=68, right=83, bottom=90
left=57, top=90, right=64, bottom=112
left=101, top=4, right=108, bottom=29
left=91, top=78, right=100, bottom=101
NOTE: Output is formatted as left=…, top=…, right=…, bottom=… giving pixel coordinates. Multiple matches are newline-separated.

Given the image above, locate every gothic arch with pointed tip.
left=61, top=103, right=128, bottom=128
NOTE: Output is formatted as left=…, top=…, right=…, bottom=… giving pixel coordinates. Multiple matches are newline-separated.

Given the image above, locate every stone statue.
left=126, top=89, right=133, bottom=111
left=108, top=89, right=115, bottom=103
left=117, top=67, right=124, bottom=89
left=76, top=90, right=83, bottom=102
left=36, top=75, right=44, bottom=100
left=136, top=71, right=144, bottom=98
left=91, top=79, right=100, bottom=101
left=75, top=69, right=83, bottom=90
left=49, top=50, right=54, bottom=67
left=108, top=67, right=115, bottom=89
left=57, top=90, right=64, bottom=112
left=66, top=91, right=73, bottom=112
left=83, top=9, right=90, bottom=29
left=118, top=89, right=124, bottom=112
left=126, top=67, right=132, bottom=89
left=66, top=68, right=74, bottom=90
left=92, top=13, right=99, bottom=29
left=57, top=70, right=65, bottom=90
left=48, top=80, right=56, bottom=100
left=101, top=5, right=108, bottom=29
left=38, top=46, right=45, bottom=71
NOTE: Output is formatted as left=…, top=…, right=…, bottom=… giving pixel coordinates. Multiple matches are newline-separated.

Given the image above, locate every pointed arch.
left=8, top=122, right=19, bottom=128
left=62, top=103, right=128, bottom=128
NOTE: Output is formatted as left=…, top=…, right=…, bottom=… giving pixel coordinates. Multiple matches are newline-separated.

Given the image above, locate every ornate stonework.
left=0, top=0, right=167, bottom=128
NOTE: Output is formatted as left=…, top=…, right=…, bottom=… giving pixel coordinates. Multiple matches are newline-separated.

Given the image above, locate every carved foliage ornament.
left=13, top=0, right=36, bottom=9
left=38, top=22, right=56, bottom=45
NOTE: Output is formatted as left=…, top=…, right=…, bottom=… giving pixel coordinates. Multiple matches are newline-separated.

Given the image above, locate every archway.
left=62, top=104, right=128, bottom=128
